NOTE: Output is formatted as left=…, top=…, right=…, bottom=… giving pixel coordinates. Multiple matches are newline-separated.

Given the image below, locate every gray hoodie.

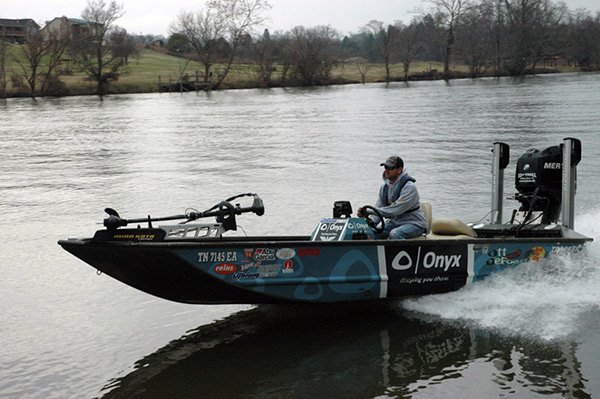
left=375, top=169, right=427, bottom=230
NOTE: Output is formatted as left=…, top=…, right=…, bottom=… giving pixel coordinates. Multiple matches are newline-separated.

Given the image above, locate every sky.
left=2, top=0, right=599, bottom=37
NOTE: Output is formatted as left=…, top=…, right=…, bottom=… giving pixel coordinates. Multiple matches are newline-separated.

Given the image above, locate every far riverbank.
left=1, top=48, right=595, bottom=99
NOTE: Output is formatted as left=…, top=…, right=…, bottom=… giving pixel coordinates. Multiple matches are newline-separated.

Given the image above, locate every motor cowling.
left=515, top=145, right=563, bottom=223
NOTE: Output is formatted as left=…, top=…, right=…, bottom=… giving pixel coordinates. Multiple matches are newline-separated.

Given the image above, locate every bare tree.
left=287, top=25, right=339, bottom=86
left=396, top=20, right=425, bottom=80
left=39, top=32, right=70, bottom=95
left=426, top=0, right=472, bottom=77
left=110, top=27, right=138, bottom=65
left=171, top=8, right=226, bottom=85
left=204, top=0, right=271, bottom=89
left=352, top=57, right=370, bottom=83
left=72, top=0, right=125, bottom=95
left=253, top=28, right=276, bottom=87
left=17, top=31, right=54, bottom=97
left=364, top=20, right=398, bottom=82
left=455, top=4, right=494, bottom=77
left=172, top=0, right=271, bottom=89
left=564, top=10, right=600, bottom=68
left=501, top=0, right=564, bottom=75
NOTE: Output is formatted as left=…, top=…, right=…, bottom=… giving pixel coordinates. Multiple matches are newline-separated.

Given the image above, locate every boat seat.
left=426, top=218, right=477, bottom=239
left=420, top=202, right=432, bottom=234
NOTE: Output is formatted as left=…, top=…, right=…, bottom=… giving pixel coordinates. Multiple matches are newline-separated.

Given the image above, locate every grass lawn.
left=1, top=45, right=578, bottom=97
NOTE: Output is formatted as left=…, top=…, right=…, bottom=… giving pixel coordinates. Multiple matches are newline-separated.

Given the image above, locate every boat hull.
left=59, top=234, right=590, bottom=304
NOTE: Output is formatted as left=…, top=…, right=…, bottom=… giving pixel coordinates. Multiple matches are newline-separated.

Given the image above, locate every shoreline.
left=1, top=65, right=596, bottom=100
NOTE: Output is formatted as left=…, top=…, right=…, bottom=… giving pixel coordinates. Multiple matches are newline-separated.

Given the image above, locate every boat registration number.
left=198, top=251, right=238, bottom=263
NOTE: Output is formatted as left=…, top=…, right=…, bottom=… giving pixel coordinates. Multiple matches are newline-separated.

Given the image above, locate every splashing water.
left=403, top=209, right=600, bottom=340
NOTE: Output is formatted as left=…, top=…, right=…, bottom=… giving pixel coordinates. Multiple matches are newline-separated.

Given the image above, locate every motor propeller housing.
left=515, top=145, right=564, bottom=223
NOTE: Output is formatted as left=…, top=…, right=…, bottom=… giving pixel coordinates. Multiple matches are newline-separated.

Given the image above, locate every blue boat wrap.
left=173, top=240, right=584, bottom=302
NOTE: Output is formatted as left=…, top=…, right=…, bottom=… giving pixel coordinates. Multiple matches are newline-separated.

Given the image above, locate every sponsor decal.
left=314, top=220, right=347, bottom=241
left=550, top=244, right=584, bottom=255
left=485, top=248, right=524, bottom=265
left=544, top=162, right=561, bottom=170
left=298, top=248, right=320, bottom=257
left=517, top=172, right=536, bottom=183
left=528, top=246, right=545, bottom=261
left=346, top=221, right=370, bottom=230
left=484, top=246, right=545, bottom=265
left=320, top=222, right=345, bottom=233
left=282, top=259, right=294, bottom=273
left=112, top=233, right=157, bottom=241
left=240, top=261, right=260, bottom=271
left=254, top=248, right=276, bottom=261
left=276, top=248, right=296, bottom=260
left=198, top=251, right=238, bottom=263
left=385, top=245, right=468, bottom=296
left=391, top=249, right=463, bottom=273
left=214, top=263, right=238, bottom=275
left=232, top=271, right=260, bottom=279
left=257, top=264, right=280, bottom=278
left=244, top=248, right=254, bottom=258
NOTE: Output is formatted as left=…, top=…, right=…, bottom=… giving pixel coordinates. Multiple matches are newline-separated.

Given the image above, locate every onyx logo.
left=391, top=248, right=463, bottom=274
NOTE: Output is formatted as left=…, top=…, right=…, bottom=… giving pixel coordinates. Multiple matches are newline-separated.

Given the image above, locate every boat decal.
left=181, top=245, right=381, bottom=301
left=550, top=244, right=585, bottom=255
left=232, top=271, right=260, bottom=279
left=384, top=244, right=469, bottom=297
left=377, top=245, right=388, bottom=298
left=471, top=243, right=555, bottom=281
left=257, top=264, right=281, bottom=278
left=214, top=263, right=238, bottom=275
left=254, top=248, right=276, bottom=261
left=298, top=248, right=320, bottom=257
left=198, top=251, right=238, bottom=263
left=276, top=248, right=296, bottom=260
left=282, top=259, right=294, bottom=274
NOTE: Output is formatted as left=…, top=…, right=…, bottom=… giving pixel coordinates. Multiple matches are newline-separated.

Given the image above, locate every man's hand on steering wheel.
left=358, top=205, right=385, bottom=234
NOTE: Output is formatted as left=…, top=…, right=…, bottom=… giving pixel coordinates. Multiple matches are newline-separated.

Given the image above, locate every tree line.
left=167, top=0, right=600, bottom=87
left=1, top=0, right=599, bottom=97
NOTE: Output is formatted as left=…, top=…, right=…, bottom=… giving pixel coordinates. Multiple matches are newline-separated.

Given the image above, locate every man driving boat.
left=357, top=155, right=427, bottom=239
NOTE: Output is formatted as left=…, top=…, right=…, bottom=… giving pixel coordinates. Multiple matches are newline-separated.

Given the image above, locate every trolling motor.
left=102, top=193, right=265, bottom=233
left=490, top=138, right=581, bottom=228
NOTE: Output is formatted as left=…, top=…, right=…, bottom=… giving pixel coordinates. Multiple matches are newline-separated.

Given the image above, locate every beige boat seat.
left=426, top=217, right=477, bottom=239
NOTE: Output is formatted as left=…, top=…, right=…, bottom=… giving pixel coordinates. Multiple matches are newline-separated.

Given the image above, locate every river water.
left=1, top=73, right=599, bottom=398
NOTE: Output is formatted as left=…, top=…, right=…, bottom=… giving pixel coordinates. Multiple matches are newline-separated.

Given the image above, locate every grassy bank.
left=2, top=47, right=583, bottom=97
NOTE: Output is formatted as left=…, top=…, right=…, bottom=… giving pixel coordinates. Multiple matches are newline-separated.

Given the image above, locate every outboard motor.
left=514, top=145, right=564, bottom=224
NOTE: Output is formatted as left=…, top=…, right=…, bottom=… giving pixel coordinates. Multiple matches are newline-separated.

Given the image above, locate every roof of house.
left=0, top=18, right=40, bottom=28
left=45, top=16, right=92, bottom=26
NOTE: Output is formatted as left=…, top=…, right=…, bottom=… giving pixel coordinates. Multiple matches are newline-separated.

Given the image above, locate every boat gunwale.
left=58, top=234, right=593, bottom=249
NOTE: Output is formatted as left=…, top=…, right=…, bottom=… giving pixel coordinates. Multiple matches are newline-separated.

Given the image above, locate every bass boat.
left=59, top=138, right=592, bottom=304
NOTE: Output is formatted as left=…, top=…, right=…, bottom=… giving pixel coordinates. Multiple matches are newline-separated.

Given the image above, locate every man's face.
left=384, top=165, right=402, bottom=180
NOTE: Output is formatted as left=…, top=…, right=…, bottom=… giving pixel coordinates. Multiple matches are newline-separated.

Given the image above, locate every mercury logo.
left=544, top=162, right=561, bottom=169
left=391, top=249, right=462, bottom=273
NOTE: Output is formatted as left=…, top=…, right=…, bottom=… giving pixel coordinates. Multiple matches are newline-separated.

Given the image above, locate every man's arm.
left=376, top=182, right=420, bottom=218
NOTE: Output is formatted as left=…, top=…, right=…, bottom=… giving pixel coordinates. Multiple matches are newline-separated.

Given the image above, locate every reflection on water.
left=100, top=304, right=589, bottom=399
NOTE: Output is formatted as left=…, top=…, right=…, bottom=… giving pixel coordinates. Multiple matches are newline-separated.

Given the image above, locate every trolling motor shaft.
left=103, top=193, right=264, bottom=231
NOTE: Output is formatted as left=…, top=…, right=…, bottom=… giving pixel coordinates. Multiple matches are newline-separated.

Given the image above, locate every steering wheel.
left=361, top=205, right=385, bottom=234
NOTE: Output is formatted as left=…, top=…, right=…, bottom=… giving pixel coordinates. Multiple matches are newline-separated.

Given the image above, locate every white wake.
left=403, top=208, right=600, bottom=340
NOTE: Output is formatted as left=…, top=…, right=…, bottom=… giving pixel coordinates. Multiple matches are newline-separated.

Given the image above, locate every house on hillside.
left=0, top=18, right=40, bottom=43
left=41, top=16, right=98, bottom=42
